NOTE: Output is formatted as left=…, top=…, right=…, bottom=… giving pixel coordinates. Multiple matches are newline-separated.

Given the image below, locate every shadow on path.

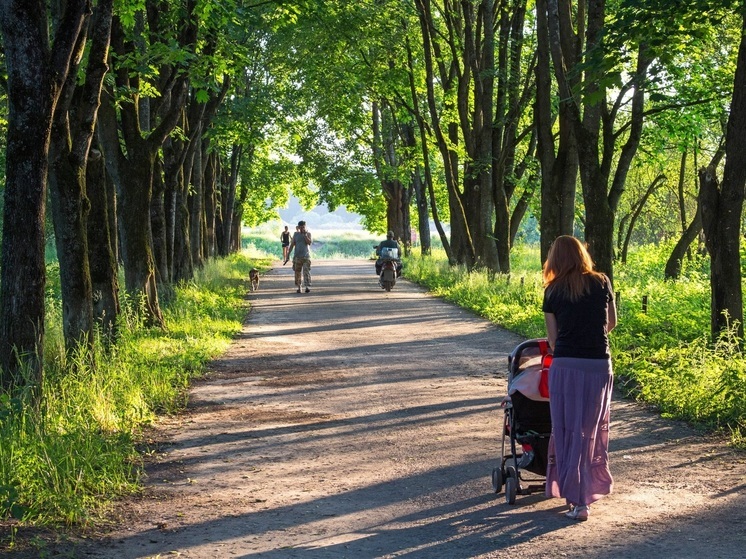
left=54, top=259, right=746, bottom=559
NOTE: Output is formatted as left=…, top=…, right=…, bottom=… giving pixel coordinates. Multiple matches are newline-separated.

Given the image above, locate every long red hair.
left=543, top=236, right=605, bottom=302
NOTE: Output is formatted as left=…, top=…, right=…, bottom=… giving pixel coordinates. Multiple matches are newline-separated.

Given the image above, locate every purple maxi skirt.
left=545, top=356, right=614, bottom=506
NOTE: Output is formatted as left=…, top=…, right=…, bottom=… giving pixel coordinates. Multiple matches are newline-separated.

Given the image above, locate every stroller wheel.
left=491, top=467, right=504, bottom=494
left=506, top=464, right=517, bottom=480
left=505, top=475, right=517, bottom=505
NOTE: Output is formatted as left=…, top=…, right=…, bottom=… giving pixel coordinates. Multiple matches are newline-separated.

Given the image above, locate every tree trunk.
left=491, top=183, right=510, bottom=272
left=231, top=209, right=243, bottom=253
left=664, top=206, right=702, bottom=281
left=414, top=0, right=474, bottom=267
left=48, top=0, right=113, bottom=356
left=173, top=183, right=194, bottom=283
left=162, top=135, right=182, bottom=280
left=218, top=145, right=242, bottom=257
left=173, top=131, right=199, bottom=282
left=229, top=146, right=255, bottom=255
left=462, top=0, right=497, bottom=270
left=49, top=150, right=96, bottom=354
left=493, top=0, right=532, bottom=273
left=98, top=9, right=193, bottom=321
left=86, top=146, right=120, bottom=338
left=189, top=142, right=204, bottom=269
left=371, top=102, right=410, bottom=246
left=203, top=152, right=218, bottom=259
left=620, top=174, right=665, bottom=263
left=164, top=99, right=203, bottom=281
left=396, top=121, right=418, bottom=254
left=0, top=0, right=89, bottom=390
left=412, top=169, right=431, bottom=255
left=98, top=85, right=166, bottom=327
left=699, top=166, right=743, bottom=338
left=677, top=149, right=688, bottom=236
left=548, top=0, right=650, bottom=279
left=509, top=186, right=533, bottom=246
left=384, top=181, right=404, bottom=240
left=665, top=145, right=724, bottom=281
left=700, top=7, right=746, bottom=338
left=118, top=147, right=165, bottom=326
left=405, top=36, right=442, bottom=259
left=177, top=78, right=229, bottom=263
left=151, top=156, right=169, bottom=284
left=536, top=0, right=578, bottom=263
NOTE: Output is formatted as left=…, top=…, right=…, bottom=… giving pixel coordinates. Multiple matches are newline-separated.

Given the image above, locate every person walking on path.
left=542, top=235, right=617, bottom=521
left=288, top=220, right=312, bottom=293
left=281, top=226, right=291, bottom=261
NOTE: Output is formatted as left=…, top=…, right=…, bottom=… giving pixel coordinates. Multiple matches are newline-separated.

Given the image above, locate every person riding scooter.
left=375, top=231, right=402, bottom=277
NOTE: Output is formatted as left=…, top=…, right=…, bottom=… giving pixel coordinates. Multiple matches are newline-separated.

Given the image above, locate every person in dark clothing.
left=281, top=226, right=291, bottom=261
left=375, top=231, right=402, bottom=276
left=542, top=235, right=617, bottom=522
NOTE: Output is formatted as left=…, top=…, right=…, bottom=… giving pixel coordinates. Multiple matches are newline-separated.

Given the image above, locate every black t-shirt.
left=542, top=275, right=613, bottom=359
left=281, top=231, right=290, bottom=245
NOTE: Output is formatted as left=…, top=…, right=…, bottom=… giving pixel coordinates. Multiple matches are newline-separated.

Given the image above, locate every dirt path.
left=21, top=260, right=746, bottom=558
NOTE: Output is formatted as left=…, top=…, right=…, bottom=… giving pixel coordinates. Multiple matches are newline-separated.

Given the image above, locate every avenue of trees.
left=1, top=0, right=745, bottom=395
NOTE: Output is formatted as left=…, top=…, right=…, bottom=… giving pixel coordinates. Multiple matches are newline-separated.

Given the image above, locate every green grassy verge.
left=0, top=249, right=270, bottom=535
left=403, top=245, right=745, bottom=448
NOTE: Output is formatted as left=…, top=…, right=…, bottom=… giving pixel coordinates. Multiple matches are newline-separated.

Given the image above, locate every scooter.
left=379, top=257, right=398, bottom=291
left=375, top=245, right=401, bottom=292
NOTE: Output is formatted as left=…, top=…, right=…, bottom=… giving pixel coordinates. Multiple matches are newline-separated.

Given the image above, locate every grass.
left=403, top=244, right=746, bottom=448
left=0, top=249, right=270, bottom=536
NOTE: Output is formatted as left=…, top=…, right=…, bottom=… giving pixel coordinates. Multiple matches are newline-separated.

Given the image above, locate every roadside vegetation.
left=404, top=244, right=746, bottom=450
left=0, top=250, right=268, bottom=534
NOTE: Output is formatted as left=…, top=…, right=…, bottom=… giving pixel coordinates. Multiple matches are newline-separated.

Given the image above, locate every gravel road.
left=11, top=259, right=745, bottom=559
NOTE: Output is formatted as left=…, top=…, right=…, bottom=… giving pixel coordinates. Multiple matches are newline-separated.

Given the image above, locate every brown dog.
left=249, top=268, right=259, bottom=291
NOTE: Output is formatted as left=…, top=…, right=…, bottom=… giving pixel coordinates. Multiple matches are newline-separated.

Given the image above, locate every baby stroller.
left=492, top=339, right=553, bottom=504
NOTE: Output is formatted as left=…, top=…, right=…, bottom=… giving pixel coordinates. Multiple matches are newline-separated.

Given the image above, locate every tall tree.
left=371, top=101, right=412, bottom=243
left=404, top=34, right=446, bottom=259
left=414, top=0, right=498, bottom=270
left=700, top=3, right=746, bottom=338
left=664, top=140, right=725, bottom=280
left=547, top=0, right=652, bottom=279
left=0, top=0, right=90, bottom=390
left=48, top=0, right=113, bottom=355
left=492, top=0, right=537, bottom=272
left=535, top=0, right=578, bottom=262
left=86, top=140, right=120, bottom=338
left=98, top=4, right=194, bottom=325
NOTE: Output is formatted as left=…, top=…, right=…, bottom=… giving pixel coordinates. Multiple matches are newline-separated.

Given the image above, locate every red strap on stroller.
left=538, top=340, right=552, bottom=398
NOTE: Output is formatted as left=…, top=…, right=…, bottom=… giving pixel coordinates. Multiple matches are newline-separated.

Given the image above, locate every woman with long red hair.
left=542, top=236, right=617, bottom=521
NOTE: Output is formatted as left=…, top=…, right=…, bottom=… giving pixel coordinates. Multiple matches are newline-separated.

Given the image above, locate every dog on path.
left=249, top=268, right=260, bottom=291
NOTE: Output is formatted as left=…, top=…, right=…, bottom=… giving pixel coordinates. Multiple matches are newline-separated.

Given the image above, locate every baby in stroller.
left=492, top=339, right=553, bottom=504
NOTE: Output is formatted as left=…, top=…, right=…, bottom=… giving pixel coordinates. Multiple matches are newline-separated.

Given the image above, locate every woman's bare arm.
left=544, top=312, right=558, bottom=349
